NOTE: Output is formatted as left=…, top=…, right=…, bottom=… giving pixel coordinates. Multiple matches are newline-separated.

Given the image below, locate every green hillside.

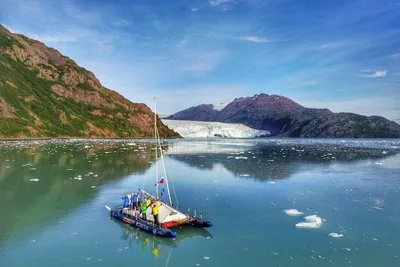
left=0, top=25, right=179, bottom=138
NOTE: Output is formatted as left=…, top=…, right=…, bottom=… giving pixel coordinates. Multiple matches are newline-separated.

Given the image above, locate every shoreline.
left=0, top=137, right=181, bottom=141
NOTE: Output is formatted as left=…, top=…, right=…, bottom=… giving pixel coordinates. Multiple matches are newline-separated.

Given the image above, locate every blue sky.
left=0, top=0, right=399, bottom=121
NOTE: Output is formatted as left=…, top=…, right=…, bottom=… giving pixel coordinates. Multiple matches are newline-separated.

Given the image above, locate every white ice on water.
left=162, top=119, right=269, bottom=138
left=295, top=215, right=323, bottom=228
left=283, top=209, right=304, bottom=216
left=329, top=233, right=344, bottom=238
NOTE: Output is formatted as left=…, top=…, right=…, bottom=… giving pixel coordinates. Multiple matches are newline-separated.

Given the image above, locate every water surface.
left=0, top=138, right=399, bottom=267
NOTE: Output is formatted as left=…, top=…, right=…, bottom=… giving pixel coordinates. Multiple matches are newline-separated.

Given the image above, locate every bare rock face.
left=167, top=93, right=400, bottom=138
left=0, top=24, right=180, bottom=138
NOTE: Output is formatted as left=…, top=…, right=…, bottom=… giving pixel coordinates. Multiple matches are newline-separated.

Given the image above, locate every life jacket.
left=146, top=199, right=151, bottom=207
left=141, top=204, right=147, bottom=213
left=132, top=195, right=138, bottom=202
left=152, top=204, right=160, bottom=215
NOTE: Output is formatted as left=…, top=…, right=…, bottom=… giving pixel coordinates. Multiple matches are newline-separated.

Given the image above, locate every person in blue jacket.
left=122, top=195, right=129, bottom=207
left=131, top=193, right=138, bottom=209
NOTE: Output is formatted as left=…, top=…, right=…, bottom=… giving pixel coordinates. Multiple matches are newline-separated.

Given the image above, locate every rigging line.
left=156, top=126, right=179, bottom=208
left=156, top=127, right=172, bottom=206
left=154, top=97, right=159, bottom=199
left=156, top=128, right=179, bottom=207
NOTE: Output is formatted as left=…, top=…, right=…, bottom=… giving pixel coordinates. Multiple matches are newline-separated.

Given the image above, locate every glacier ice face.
left=162, top=120, right=270, bottom=138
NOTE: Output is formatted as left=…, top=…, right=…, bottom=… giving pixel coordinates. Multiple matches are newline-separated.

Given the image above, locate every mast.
left=156, top=130, right=173, bottom=206
left=154, top=97, right=158, bottom=200
left=153, top=96, right=173, bottom=207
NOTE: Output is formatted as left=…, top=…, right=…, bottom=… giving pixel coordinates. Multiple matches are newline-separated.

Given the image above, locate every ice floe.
left=283, top=209, right=304, bottom=216
left=329, top=233, right=344, bottom=238
left=295, top=215, right=322, bottom=228
left=29, top=178, right=39, bottom=182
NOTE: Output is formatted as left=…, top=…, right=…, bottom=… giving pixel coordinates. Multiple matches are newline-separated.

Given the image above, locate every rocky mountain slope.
left=0, top=25, right=179, bottom=138
left=167, top=94, right=400, bottom=138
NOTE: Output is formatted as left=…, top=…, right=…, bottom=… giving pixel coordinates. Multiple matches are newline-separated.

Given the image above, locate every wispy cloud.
left=110, top=20, right=132, bottom=27
left=30, top=32, right=78, bottom=43
left=209, top=0, right=230, bottom=7
left=240, top=36, right=268, bottom=43
left=182, top=50, right=226, bottom=73
left=360, top=70, right=388, bottom=78
left=390, top=53, right=400, bottom=59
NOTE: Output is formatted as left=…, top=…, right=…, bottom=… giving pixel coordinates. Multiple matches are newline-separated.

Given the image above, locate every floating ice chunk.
left=329, top=233, right=344, bottom=238
left=284, top=209, right=303, bottom=216
left=240, top=174, right=249, bottom=177
left=296, top=215, right=322, bottom=228
left=203, top=256, right=210, bottom=260
left=91, top=186, right=96, bottom=188
left=269, top=181, right=276, bottom=184
left=372, top=238, right=379, bottom=241
left=344, top=248, right=351, bottom=251
left=29, top=178, right=39, bottom=182
left=235, top=156, right=248, bottom=159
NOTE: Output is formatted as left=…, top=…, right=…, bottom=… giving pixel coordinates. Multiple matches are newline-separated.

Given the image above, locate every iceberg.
left=295, top=215, right=322, bottom=228
left=328, top=233, right=344, bottom=238
left=283, top=209, right=304, bottom=216
left=162, top=119, right=270, bottom=138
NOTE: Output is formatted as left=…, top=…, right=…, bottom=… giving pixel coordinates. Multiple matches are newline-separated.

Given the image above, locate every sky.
left=0, top=0, right=399, bottom=121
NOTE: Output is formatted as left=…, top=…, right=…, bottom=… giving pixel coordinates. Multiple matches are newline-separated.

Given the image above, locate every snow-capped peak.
left=213, top=102, right=228, bottom=111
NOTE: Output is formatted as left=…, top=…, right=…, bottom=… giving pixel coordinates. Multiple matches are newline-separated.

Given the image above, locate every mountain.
left=166, top=94, right=400, bottom=138
left=0, top=25, right=179, bottom=138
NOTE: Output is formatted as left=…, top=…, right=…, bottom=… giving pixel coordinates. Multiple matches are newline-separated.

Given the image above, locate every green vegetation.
left=0, top=35, right=14, bottom=48
left=0, top=28, right=180, bottom=138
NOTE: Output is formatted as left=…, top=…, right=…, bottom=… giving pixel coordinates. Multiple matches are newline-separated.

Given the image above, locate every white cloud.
left=209, top=0, right=230, bottom=7
left=241, top=36, right=268, bottom=43
left=360, top=70, right=387, bottom=78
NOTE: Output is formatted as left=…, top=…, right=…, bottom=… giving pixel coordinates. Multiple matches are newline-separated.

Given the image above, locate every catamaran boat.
left=105, top=97, right=212, bottom=238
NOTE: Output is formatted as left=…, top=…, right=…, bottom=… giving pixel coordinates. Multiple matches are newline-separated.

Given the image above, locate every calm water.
left=0, top=138, right=399, bottom=267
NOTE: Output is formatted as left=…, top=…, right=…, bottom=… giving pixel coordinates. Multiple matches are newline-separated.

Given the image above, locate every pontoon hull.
left=106, top=205, right=177, bottom=238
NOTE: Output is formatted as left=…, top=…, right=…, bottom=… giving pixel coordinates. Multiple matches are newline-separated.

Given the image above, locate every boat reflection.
left=115, top=216, right=212, bottom=258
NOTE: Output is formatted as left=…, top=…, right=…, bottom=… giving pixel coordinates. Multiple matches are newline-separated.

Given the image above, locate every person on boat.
left=131, top=193, right=138, bottom=209
left=141, top=202, right=147, bottom=220
left=122, top=195, right=129, bottom=208
left=134, top=208, right=140, bottom=220
left=152, top=202, right=161, bottom=227
left=145, top=197, right=151, bottom=208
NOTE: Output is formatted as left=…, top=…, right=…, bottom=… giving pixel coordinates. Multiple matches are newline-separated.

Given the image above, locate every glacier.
left=162, top=119, right=270, bottom=138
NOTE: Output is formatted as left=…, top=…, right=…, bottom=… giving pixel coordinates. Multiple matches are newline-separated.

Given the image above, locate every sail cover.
left=140, top=190, right=188, bottom=224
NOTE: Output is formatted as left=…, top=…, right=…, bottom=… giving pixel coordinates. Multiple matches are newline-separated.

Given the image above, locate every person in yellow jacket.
left=152, top=202, right=161, bottom=227
left=145, top=197, right=151, bottom=208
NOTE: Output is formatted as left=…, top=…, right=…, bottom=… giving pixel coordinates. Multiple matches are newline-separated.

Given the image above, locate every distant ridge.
left=0, top=25, right=179, bottom=138
left=167, top=93, right=400, bottom=138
